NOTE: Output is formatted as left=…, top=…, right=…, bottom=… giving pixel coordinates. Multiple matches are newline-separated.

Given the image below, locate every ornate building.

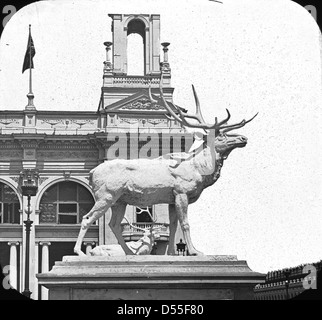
left=0, top=13, right=190, bottom=300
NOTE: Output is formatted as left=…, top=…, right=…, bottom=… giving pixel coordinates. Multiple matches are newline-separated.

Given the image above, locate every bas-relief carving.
left=120, top=98, right=165, bottom=111
left=119, top=117, right=168, bottom=127
left=74, top=81, right=257, bottom=257
left=0, top=150, right=23, bottom=159
left=0, top=118, right=21, bottom=126
left=40, top=119, right=95, bottom=128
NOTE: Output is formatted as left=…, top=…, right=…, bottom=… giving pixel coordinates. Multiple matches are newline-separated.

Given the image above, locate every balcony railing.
left=113, top=76, right=160, bottom=87
left=121, top=222, right=169, bottom=241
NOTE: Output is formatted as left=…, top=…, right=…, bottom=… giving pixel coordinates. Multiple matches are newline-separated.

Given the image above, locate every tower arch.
left=109, top=14, right=161, bottom=76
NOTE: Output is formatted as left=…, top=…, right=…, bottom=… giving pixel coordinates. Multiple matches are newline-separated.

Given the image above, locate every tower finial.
left=103, top=41, right=113, bottom=74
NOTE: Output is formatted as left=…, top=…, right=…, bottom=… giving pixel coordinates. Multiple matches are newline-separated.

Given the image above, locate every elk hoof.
left=187, top=249, right=204, bottom=256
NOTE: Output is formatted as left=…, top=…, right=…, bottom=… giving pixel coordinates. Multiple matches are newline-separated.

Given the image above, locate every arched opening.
left=0, top=182, right=20, bottom=224
left=39, top=181, right=94, bottom=224
left=127, top=19, right=145, bottom=75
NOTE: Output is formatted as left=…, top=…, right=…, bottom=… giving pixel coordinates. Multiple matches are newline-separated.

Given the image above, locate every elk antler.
left=124, top=209, right=159, bottom=233
left=158, top=74, right=257, bottom=135
left=158, top=74, right=230, bottom=134
left=124, top=216, right=147, bottom=232
left=219, top=113, right=258, bottom=134
left=146, top=210, right=158, bottom=232
left=148, top=82, right=158, bottom=105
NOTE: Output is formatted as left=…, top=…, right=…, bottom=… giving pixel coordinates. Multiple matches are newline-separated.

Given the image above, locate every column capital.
left=39, top=241, right=51, bottom=247
left=8, top=241, right=20, bottom=246
left=83, top=241, right=96, bottom=246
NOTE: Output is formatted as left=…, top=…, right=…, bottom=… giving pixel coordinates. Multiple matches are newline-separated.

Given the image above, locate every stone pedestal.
left=37, top=255, right=265, bottom=300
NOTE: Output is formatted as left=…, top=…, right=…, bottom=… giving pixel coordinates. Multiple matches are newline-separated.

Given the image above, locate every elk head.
left=157, top=76, right=258, bottom=161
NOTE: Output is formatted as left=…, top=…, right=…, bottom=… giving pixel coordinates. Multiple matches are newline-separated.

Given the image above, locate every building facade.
left=0, top=13, right=191, bottom=299
left=254, top=261, right=321, bottom=300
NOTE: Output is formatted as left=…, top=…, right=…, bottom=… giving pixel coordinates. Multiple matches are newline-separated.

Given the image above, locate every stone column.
left=33, top=242, right=39, bottom=300
left=40, top=242, right=51, bottom=300
left=8, top=242, right=19, bottom=290
left=84, top=241, right=96, bottom=255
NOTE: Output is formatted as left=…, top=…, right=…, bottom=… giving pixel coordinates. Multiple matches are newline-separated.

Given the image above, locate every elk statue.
left=74, top=80, right=257, bottom=256
left=90, top=213, right=162, bottom=256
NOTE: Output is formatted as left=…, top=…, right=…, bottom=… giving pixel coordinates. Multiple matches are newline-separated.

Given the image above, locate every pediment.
left=103, top=90, right=179, bottom=114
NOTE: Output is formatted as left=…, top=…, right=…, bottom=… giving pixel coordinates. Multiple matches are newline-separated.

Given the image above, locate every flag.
left=22, top=31, right=36, bottom=73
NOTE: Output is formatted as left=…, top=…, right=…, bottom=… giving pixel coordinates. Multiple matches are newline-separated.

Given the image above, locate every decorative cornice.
left=15, top=138, right=43, bottom=149
left=37, top=150, right=99, bottom=159
left=0, top=141, right=22, bottom=149
left=38, top=140, right=97, bottom=150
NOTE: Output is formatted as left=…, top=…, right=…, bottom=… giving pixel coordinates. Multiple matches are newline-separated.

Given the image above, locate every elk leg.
left=167, top=204, right=178, bottom=255
left=74, top=198, right=112, bottom=256
left=174, top=193, right=204, bottom=256
left=109, top=204, right=134, bottom=255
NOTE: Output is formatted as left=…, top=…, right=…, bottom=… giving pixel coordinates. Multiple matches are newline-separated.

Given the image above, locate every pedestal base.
left=37, top=255, right=265, bottom=300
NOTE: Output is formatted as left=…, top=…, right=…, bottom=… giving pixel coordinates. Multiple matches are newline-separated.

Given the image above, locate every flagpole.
left=29, top=24, right=32, bottom=95
left=26, top=24, right=35, bottom=110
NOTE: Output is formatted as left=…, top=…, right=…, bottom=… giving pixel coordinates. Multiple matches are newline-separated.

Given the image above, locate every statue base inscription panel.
left=37, top=255, right=265, bottom=300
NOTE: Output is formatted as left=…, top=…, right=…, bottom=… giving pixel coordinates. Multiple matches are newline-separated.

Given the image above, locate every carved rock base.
left=37, top=255, right=265, bottom=300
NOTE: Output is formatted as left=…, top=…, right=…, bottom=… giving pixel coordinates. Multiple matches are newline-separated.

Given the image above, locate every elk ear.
left=188, top=132, right=205, bottom=153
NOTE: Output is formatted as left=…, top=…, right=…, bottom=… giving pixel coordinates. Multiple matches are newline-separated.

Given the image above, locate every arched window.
left=0, top=182, right=20, bottom=224
left=127, top=19, right=145, bottom=75
left=39, top=181, right=94, bottom=224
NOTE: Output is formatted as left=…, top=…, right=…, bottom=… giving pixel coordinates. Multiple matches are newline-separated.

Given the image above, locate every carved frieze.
left=40, top=119, right=94, bottom=128
left=16, top=139, right=42, bottom=149
left=147, top=119, right=168, bottom=126
left=120, top=118, right=139, bottom=125
left=119, top=117, right=168, bottom=128
left=0, top=118, right=20, bottom=126
left=0, top=150, right=23, bottom=159
left=120, top=98, right=165, bottom=111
